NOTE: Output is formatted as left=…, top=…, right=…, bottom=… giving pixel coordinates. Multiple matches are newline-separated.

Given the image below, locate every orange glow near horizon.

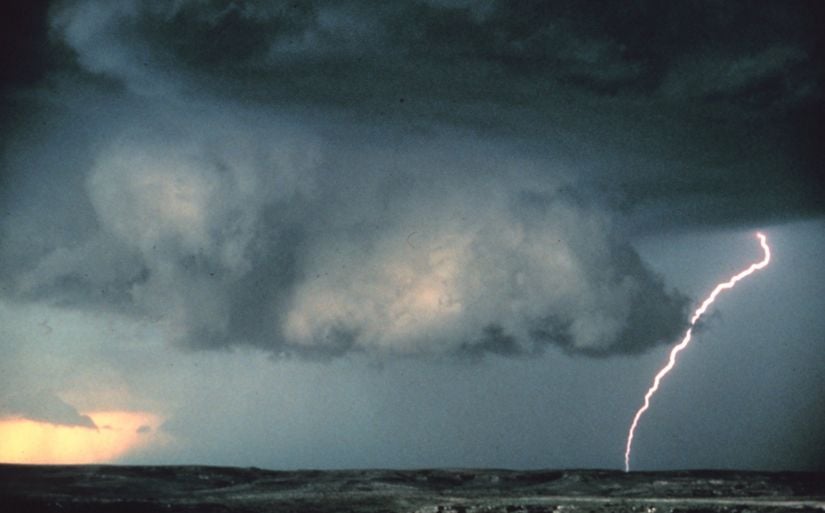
left=0, top=411, right=164, bottom=464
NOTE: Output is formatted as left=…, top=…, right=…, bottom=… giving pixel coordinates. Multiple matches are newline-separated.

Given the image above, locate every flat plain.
left=1, top=464, right=823, bottom=512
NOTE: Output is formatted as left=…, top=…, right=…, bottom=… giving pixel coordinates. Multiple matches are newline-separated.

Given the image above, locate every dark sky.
left=0, top=0, right=823, bottom=470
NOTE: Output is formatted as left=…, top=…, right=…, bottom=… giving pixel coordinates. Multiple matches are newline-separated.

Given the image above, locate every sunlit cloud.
left=0, top=411, right=165, bottom=464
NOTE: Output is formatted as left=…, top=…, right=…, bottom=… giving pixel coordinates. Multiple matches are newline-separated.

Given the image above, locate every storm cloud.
left=0, top=390, right=96, bottom=429
left=1, top=0, right=822, bottom=360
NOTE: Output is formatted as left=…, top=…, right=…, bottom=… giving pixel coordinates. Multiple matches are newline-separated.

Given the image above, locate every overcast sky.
left=0, top=0, right=823, bottom=471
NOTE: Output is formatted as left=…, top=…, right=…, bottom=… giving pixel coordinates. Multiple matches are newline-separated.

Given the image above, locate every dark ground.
left=1, top=465, right=823, bottom=512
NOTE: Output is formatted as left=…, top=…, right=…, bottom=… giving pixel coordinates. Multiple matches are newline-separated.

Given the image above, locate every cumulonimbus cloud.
left=5, top=98, right=688, bottom=359
left=15, top=0, right=824, bottom=360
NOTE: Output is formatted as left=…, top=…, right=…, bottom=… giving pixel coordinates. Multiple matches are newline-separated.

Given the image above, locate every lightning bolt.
left=624, top=232, right=771, bottom=472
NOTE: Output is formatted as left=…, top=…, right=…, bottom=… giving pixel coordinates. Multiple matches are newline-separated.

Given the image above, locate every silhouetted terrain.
left=1, top=465, right=823, bottom=512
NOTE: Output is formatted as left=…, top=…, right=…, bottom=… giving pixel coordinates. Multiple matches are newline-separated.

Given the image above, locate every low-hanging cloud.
left=284, top=183, right=689, bottom=357
left=4, top=98, right=688, bottom=358
left=4, top=0, right=821, bottom=360
left=0, top=390, right=97, bottom=429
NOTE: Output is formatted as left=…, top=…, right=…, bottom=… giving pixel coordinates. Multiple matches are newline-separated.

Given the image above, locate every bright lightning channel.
left=624, top=232, right=771, bottom=472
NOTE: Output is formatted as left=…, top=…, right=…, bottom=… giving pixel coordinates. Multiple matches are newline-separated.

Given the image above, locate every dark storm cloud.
left=0, top=390, right=96, bottom=429
left=0, top=1, right=51, bottom=91
left=0, top=1, right=821, bottom=358
left=46, top=1, right=823, bottom=106
left=0, top=1, right=54, bottom=162
left=45, top=0, right=825, bottom=226
left=0, top=107, right=690, bottom=357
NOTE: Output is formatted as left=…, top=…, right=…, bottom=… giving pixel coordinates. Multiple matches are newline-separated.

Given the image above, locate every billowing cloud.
left=37, top=0, right=821, bottom=230
left=284, top=186, right=688, bottom=357
left=1, top=0, right=821, bottom=360
left=2, top=101, right=688, bottom=358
